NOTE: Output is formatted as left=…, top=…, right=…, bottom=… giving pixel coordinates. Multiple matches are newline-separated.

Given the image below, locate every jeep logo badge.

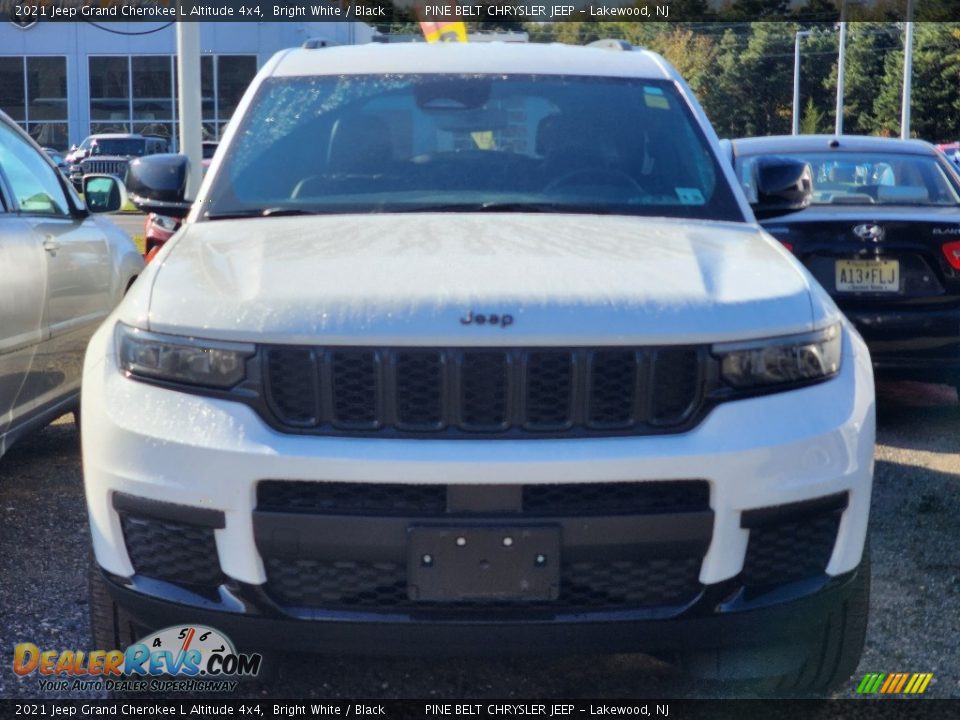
left=460, top=311, right=514, bottom=328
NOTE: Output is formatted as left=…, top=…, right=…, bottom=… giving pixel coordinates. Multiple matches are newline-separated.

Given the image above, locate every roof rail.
left=587, top=39, right=634, bottom=51
left=303, top=38, right=338, bottom=49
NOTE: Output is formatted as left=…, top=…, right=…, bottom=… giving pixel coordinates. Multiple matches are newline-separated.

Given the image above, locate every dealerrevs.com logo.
left=13, top=625, right=262, bottom=693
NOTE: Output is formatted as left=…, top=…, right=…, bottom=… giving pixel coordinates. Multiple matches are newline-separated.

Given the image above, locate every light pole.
left=176, top=15, right=203, bottom=200
left=901, top=0, right=915, bottom=139
left=793, top=30, right=812, bottom=135
left=835, top=3, right=848, bottom=135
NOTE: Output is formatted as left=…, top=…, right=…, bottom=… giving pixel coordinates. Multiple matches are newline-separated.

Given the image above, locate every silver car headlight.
left=712, top=323, right=842, bottom=389
left=117, top=323, right=254, bottom=389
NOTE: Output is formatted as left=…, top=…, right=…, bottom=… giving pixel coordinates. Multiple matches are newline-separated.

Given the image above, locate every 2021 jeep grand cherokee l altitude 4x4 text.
left=82, top=41, right=875, bottom=694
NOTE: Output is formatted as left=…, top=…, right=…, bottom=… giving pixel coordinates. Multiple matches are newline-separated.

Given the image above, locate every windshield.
left=91, top=138, right=147, bottom=157
left=204, top=74, right=743, bottom=221
left=736, top=151, right=960, bottom=207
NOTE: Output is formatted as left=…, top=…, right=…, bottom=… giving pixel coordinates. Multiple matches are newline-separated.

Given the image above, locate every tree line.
left=520, top=20, right=960, bottom=143
left=369, top=0, right=960, bottom=143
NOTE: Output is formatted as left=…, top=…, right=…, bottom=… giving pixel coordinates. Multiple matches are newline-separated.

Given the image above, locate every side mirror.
left=751, top=157, right=813, bottom=220
left=126, top=154, right=192, bottom=218
left=82, top=175, right=127, bottom=214
left=70, top=144, right=78, bottom=151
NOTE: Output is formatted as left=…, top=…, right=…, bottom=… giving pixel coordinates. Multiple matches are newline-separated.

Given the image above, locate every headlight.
left=117, top=324, right=254, bottom=389
left=713, top=323, right=841, bottom=389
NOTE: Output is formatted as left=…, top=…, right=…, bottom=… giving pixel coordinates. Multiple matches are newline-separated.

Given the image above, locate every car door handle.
left=42, top=237, right=60, bottom=254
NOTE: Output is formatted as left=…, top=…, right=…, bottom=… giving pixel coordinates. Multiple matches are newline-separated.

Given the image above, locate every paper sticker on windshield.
left=676, top=187, right=705, bottom=205
left=643, top=86, right=669, bottom=110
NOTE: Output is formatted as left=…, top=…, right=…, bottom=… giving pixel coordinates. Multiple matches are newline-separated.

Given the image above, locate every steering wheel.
left=543, top=167, right=645, bottom=195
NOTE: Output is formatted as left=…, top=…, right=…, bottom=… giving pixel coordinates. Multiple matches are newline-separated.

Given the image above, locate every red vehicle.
left=142, top=142, right=217, bottom=262
left=143, top=212, right=178, bottom=262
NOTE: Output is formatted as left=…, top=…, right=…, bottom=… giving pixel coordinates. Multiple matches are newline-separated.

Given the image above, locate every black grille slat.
left=331, top=351, right=380, bottom=428
left=258, top=480, right=708, bottom=517
left=650, top=348, right=701, bottom=424
left=588, top=350, right=640, bottom=428
left=265, top=558, right=406, bottom=607
left=263, top=556, right=702, bottom=610
left=522, top=481, right=710, bottom=516
left=260, top=346, right=705, bottom=437
left=257, top=481, right=448, bottom=515
left=265, top=347, right=319, bottom=426
left=395, top=351, right=444, bottom=430
left=460, top=351, right=510, bottom=430
left=120, top=515, right=223, bottom=588
left=82, top=159, right=127, bottom=175
left=523, top=351, right=574, bottom=430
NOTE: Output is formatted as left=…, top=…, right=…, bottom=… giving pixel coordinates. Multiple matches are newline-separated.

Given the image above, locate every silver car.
left=0, top=111, right=143, bottom=458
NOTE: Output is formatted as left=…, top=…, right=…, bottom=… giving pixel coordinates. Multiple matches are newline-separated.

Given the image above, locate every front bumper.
left=98, top=559, right=866, bottom=676
left=82, top=320, right=875, bottom=659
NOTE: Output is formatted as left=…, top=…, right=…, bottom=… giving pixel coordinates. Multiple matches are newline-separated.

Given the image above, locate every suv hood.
left=145, top=214, right=821, bottom=345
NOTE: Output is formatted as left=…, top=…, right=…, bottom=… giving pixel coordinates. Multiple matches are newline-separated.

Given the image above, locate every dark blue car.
left=728, top=134, right=960, bottom=397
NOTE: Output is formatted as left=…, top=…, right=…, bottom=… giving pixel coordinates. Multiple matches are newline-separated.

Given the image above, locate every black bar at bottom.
left=0, top=699, right=953, bottom=719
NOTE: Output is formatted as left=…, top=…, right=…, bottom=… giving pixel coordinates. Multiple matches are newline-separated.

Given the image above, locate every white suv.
left=82, top=41, right=875, bottom=694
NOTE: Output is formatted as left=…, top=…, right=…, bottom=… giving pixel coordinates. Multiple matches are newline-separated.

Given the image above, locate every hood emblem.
left=460, top=311, right=513, bottom=328
left=853, top=224, right=885, bottom=242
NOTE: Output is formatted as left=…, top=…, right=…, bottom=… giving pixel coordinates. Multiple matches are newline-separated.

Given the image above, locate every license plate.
left=407, top=526, right=560, bottom=602
left=835, top=259, right=900, bottom=292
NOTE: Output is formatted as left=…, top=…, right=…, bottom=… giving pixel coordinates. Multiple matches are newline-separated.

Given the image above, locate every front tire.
left=88, top=557, right=142, bottom=651
left=752, top=546, right=871, bottom=696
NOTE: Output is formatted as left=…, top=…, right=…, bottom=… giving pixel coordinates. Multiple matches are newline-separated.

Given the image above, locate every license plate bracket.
left=407, top=525, right=560, bottom=602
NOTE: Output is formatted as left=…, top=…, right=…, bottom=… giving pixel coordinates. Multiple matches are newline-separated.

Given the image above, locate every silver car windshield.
left=204, top=74, right=743, bottom=222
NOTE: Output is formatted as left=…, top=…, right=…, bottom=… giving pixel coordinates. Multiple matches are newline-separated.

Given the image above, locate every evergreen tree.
left=703, top=23, right=795, bottom=136
left=872, top=23, right=960, bottom=140
left=824, top=22, right=900, bottom=135
left=801, top=96, right=825, bottom=133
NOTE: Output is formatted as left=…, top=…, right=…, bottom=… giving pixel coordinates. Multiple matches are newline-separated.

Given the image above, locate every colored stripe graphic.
left=857, top=672, right=932, bottom=694
left=893, top=673, right=909, bottom=693
left=857, top=673, right=885, bottom=693
left=907, top=673, right=933, bottom=694
left=879, top=673, right=898, bottom=693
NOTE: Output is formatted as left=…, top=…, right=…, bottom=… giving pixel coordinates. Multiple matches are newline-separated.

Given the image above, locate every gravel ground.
left=0, top=380, right=957, bottom=702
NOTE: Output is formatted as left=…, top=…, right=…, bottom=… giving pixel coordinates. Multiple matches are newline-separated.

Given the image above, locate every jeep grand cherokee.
left=82, top=41, right=875, bottom=694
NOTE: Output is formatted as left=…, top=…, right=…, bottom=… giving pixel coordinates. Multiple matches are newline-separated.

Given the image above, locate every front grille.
left=741, top=512, right=841, bottom=589
left=257, top=480, right=710, bottom=516
left=81, top=159, right=128, bottom=176
left=263, top=556, right=703, bottom=611
left=258, top=481, right=448, bottom=516
left=119, top=514, right=223, bottom=588
left=522, top=481, right=710, bottom=516
left=261, top=346, right=706, bottom=438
